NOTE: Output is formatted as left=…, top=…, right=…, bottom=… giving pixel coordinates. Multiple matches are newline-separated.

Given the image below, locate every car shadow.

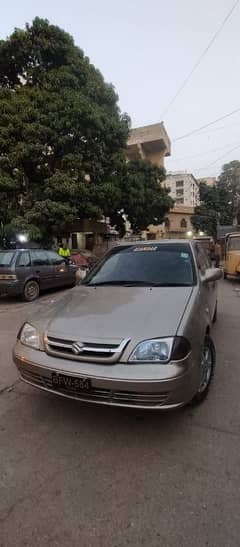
left=22, top=384, right=194, bottom=443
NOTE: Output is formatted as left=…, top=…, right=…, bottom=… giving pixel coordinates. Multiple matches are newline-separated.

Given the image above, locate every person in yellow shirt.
left=58, top=242, right=71, bottom=258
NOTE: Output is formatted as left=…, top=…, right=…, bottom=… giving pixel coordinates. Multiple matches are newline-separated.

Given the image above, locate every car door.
left=195, top=243, right=216, bottom=322
left=46, top=251, right=73, bottom=287
left=15, top=251, right=32, bottom=287
left=30, top=250, right=54, bottom=289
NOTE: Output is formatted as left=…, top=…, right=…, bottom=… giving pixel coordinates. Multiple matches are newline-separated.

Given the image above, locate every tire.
left=212, top=302, right=217, bottom=324
left=23, top=280, right=40, bottom=302
left=224, top=271, right=227, bottom=279
left=190, top=335, right=216, bottom=406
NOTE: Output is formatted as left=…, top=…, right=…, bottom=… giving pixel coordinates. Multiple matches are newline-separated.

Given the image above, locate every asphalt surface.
left=0, top=280, right=240, bottom=547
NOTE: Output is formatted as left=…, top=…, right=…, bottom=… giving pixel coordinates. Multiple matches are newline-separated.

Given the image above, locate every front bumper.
left=13, top=342, right=198, bottom=410
left=0, top=280, right=23, bottom=296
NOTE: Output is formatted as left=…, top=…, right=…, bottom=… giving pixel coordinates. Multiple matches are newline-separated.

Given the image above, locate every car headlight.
left=129, top=337, right=191, bottom=363
left=129, top=338, right=174, bottom=363
left=18, top=323, right=40, bottom=350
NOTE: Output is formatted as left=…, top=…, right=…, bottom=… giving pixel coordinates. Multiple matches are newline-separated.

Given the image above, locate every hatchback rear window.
left=0, top=251, right=15, bottom=267
left=86, top=243, right=196, bottom=287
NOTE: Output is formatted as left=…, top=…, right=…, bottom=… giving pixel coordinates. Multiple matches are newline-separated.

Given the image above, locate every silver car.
left=13, top=240, right=222, bottom=409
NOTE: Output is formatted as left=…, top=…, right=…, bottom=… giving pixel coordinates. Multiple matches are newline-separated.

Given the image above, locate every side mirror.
left=202, top=268, right=222, bottom=284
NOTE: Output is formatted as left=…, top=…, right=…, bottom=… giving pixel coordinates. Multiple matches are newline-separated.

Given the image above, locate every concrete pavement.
left=0, top=281, right=240, bottom=547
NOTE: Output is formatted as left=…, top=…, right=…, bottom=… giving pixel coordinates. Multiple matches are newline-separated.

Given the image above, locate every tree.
left=111, top=159, right=174, bottom=235
left=192, top=161, right=240, bottom=238
left=0, top=18, right=130, bottom=242
left=218, top=160, right=240, bottom=224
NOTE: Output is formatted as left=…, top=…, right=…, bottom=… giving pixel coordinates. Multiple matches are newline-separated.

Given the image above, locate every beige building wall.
left=126, top=122, right=171, bottom=168
left=143, top=206, right=195, bottom=240
left=164, top=206, right=195, bottom=238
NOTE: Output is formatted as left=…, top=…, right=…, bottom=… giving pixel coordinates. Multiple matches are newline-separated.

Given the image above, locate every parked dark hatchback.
left=0, top=249, right=77, bottom=301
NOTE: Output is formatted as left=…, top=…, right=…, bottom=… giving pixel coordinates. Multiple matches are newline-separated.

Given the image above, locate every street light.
left=199, top=231, right=205, bottom=236
left=18, top=234, right=28, bottom=243
left=186, top=230, right=193, bottom=238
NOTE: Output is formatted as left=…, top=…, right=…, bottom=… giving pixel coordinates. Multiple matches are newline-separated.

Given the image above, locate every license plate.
left=51, top=373, right=91, bottom=392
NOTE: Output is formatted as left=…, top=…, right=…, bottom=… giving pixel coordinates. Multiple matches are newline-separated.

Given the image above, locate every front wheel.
left=190, top=336, right=216, bottom=405
left=23, top=280, right=40, bottom=302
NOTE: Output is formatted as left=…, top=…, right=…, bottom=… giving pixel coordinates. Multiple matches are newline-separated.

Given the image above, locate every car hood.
left=32, top=285, right=193, bottom=343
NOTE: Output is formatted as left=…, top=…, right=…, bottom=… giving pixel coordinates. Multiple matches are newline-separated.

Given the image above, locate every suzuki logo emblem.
left=72, top=342, right=84, bottom=355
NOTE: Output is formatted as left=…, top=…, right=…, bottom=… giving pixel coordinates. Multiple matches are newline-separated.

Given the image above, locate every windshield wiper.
left=87, top=280, right=192, bottom=287
left=87, top=280, right=157, bottom=287
left=153, top=282, right=192, bottom=287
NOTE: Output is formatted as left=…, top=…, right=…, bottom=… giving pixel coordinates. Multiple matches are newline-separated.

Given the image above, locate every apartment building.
left=165, top=172, right=200, bottom=207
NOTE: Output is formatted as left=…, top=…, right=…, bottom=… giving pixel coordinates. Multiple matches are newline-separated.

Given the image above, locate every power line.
left=173, top=107, right=240, bottom=142
left=194, top=143, right=240, bottom=172
left=171, top=138, right=240, bottom=162
left=178, top=121, right=240, bottom=138
left=161, top=0, right=240, bottom=118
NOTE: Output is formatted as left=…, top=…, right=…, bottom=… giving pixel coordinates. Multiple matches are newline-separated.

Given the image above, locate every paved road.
left=0, top=281, right=240, bottom=547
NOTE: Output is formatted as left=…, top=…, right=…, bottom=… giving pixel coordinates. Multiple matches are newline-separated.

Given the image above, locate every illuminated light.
left=18, top=234, right=28, bottom=243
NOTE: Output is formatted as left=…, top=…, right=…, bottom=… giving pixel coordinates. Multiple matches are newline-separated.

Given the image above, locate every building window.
left=180, top=218, right=187, bottom=229
left=175, top=198, right=184, bottom=204
left=176, top=189, right=184, bottom=196
left=176, top=180, right=184, bottom=188
left=147, top=233, right=156, bottom=240
left=72, top=233, right=78, bottom=249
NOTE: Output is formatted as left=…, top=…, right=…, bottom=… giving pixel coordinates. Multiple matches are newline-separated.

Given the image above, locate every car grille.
left=45, top=335, right=130, bottom=364
left=19, top=366, right=169, bottom=408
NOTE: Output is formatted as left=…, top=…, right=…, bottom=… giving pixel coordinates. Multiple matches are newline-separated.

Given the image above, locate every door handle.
left=35, top=270, right=41, bottom=274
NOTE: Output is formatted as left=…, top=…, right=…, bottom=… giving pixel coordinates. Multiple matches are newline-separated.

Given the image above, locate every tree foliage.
left=111, top=159, right=173, bottom=235
left=0, top=18, right=174, bottom=243
left=192, top=160, right=240, bottom=238
left=0, top=18, right=130, bottom=242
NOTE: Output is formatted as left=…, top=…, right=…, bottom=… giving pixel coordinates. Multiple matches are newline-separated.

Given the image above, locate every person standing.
left=58, top=242, right=71, bottom=258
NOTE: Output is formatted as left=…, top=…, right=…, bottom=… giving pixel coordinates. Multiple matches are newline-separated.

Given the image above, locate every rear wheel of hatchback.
left=23, top=280, right=40, bottom=302
left=190, top=335, right=216, bottom=405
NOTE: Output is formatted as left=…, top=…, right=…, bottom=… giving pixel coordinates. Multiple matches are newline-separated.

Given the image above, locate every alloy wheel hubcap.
left=198, top=346, right=212, bottom=393
left=26, top=283, right=38, bottom=299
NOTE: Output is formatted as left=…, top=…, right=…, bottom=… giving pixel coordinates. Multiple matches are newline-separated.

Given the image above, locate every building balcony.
left=126, top=122, right=171, bottom=168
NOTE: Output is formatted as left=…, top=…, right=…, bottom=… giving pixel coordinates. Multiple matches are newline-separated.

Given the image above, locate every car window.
left=47, top=251, right=66, bottom=266
left=85, top=244, right=196, bottom=287
left=228, top=236, right=240, bottom=250
left=17, top=251, right=31, bottom=267
left=195, top=244, right=211, bottom=273
left=31, top=250, right=49, bottom=266
left=0, top=251, right=16, bottom=267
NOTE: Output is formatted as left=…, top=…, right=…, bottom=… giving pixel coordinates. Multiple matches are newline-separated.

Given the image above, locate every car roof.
left=226, top=232, right=240, bottom=238
left=113, top=239, right=193, bottom=247
left=0, top=247, right=52, bottom=252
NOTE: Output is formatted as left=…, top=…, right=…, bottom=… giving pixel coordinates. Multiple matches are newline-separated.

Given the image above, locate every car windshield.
left=0, top=251, right=15, bottom=267
left=85, top=243, right=196, bottom=287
